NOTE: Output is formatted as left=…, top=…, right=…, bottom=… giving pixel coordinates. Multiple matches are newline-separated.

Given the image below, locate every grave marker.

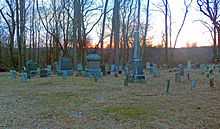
left=86, top=52, right=102, bottom=79
left=191, top=80, right=197, bottom=90
left=25, top=60, right=38, bottom=79
left=186, top=61, right=192, bottom=80
left=20, top=72, right=28, bottom=82
left=57, top=57, right=73, bottom=76
left=206, top=64, right=215, bottom=88
left=130, top=31, right=145, bottom=80
left=10, top=70, right=16, bottom=80
left=62, top=70, right=68, bottom=79
left=166, top=80, right=171, bottom=94
left=175, top=72, right=181, bottom=82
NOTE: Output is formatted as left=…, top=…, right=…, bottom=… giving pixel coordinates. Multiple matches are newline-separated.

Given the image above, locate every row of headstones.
left=174, top=62, right=215, bottom=88
left=9, top=65, right=52, bottom=81
left=165, top=79, right=198, bottom=94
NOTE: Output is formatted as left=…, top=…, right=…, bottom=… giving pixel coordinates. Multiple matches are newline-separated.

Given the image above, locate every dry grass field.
left=0, top=70, right=220, bottom=129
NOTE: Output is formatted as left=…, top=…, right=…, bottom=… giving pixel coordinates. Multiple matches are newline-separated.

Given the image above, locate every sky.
left=148, top=0, right=212, bottom=48
left=89, top=0, right=213, bottom=48
left=0, top=0, right=213, bottom=48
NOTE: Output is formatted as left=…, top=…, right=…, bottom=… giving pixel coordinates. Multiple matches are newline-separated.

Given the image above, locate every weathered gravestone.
left=56, top=57, right=73, bottom=76
left=111, top=64, right=118, bottom=76
left=25, top=60, right=38, bottom=79
left=39, top=65, right=52, bottom=77
left=76, top=64, right=85, bottom=76
left=175, top=64, right=184, bottom=82
left=175, top=72, right=181, bottom=82
left=20, top=72, right=28, bottom=82
left=86, top=53, right=102, bottom=79
left=191, top=80, right=197, bottom=90
left=40, top=68, right=48, bottom=77
left=166, top=80, right=171, bottom=94
left=206, top=64, right=215, bottom=88
left=10, top=70, right=16, bottom=80
left=152, top=64, right=160, bottom=77
left=47, top=65, right=52, bottom=75
left=186, top=60, right=192, bottom=80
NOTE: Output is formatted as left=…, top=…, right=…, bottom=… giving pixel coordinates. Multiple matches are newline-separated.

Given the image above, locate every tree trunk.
left=165, top=0, right=169, bottom=64
left=32, top=0, right=35, bottom=61
left=16, top=0, right=22, bottom=71
left=46, top=32, right=49, bottom=65
left=0, top=40, right=1, bottom=64
left=20, top=0, right=26, bottom=67
left=217, top=27, right=220, bottom=58
left=37, top=30, right=40, bottom=64
left=100, top=0, right=109, bottom=64
left=142, top=0, right=150, bottom=62
left=113, top=0, right=120, bottom=67
left=213, top=26, right=217, bottom=60
left=9, top=36, right=15, bottom=67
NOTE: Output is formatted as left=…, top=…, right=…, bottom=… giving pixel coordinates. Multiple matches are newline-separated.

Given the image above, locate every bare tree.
left=173, top=0, right=193, bottom=48
left=0, top=0, right=16, bottom=67
left=162, top=0, right=169, bottom=64
left=142, top=0, right=150, bottom=62
left=197, top=0, right=220, bottom=59
left=112, top=0, right=120, bottom=68
left=99, top=0, right=109, bottom=64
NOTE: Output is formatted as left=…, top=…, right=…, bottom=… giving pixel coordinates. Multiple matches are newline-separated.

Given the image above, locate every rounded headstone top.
left=86, top=53, right=101, bottom=61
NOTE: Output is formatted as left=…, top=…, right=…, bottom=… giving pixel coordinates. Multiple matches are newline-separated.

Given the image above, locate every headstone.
left=86, top=52, right=102, bottom=79
left=71, top=111, right=83, bottom=118
left=191, top=80, right=197, bottom=90
left=20, top=72, right=28, bottom=82
left=186, top=61, right=192, bottom=80
left=57, top=57, right=73, bottom=76
left=118, top=65, right=123, bottom=74
left=96, top=96, right=105, bottom=103
left=175, top=72, right=181, bottom=82
left=152, top=64, right=160, bottom=77
left=77, top=64, right=83, bottom=71
left=187, top=60, right=192, bottom=70
left=40, top=68, right=48, bottom=77
left=47, top=65, right=52, bottom=75
left=166, top=80, right=171, bottom=94
left=10, top=70, right=16, bottom=80
left=25, top=60, right=38, bottom=79
left=62, top=70, right=68, bottom=79
left=178, top=64, right=184, bottom=76
left=111, top=64, right=117, bottom=75
left=206, top=64, right=215, bottom=88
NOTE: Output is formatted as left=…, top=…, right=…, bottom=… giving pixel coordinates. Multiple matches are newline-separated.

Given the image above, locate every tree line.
left=0, top=0, right=219, bottom=71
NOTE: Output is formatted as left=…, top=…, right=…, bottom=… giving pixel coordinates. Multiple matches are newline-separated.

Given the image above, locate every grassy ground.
left=0, top=70, right=220, bottom=129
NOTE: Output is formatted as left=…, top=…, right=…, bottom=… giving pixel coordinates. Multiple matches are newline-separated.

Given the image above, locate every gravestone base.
left=40, top=69, right=49, bottom=77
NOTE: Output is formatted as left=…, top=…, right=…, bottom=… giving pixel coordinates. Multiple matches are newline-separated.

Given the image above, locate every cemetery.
left=1, top=0, right=220, bottom=128
left=0, top=64, right=220, bottom=128
left=0, top=30, right=220, bottom=128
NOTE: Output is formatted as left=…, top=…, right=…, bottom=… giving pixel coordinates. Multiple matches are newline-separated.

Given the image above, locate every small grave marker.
left=175, top=72, right=181, bottom=82
left=62, top=70, right=68, bottom=79
left=20, top=72, right=28, bottom=82
left=10, top=70, right=16, bottom=80
left=166, top=80, right=171, bottom=94
left=191, top=80, right=197, bottom=90
left=206, top=64, right=215, bottom=88
left=71, top=111, right=83, bottom=118
left=96, top=96, right=105, bottom=103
